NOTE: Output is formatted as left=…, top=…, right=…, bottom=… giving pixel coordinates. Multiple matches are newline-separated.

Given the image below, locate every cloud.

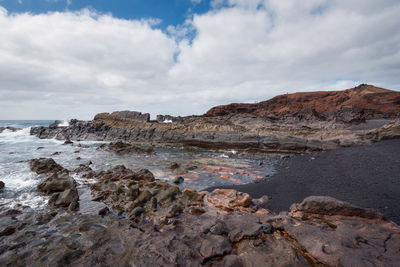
left=0, top=0, right=400, bottom=119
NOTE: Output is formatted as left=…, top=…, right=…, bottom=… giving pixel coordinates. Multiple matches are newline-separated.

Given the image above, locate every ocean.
left=0, top=120, right=275, bottom=212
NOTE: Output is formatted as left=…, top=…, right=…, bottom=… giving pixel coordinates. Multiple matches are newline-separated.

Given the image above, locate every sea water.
left=0, top=120, right=276, bottom=211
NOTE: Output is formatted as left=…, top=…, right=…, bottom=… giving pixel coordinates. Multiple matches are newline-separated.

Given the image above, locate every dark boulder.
left=36, top=170, right=76, bottom=194
left=49, top=120, right=63, bottom=129
left=29, top=158, right=66, bottom=174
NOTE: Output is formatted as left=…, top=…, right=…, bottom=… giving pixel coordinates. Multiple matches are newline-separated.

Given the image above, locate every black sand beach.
left=209, top=139, right=400, bottom=224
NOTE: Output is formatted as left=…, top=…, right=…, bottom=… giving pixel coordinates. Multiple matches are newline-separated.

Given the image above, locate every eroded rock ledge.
left=0, top=160, right=398, bottom=266
left=29, top=85, right=400, bottom=152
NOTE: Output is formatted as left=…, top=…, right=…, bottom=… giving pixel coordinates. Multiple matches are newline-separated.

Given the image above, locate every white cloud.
left=0, top=0, right=399, bottom=119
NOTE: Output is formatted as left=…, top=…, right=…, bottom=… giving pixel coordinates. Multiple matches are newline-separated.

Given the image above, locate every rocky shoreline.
left=29, top=85, right=400, bottom=153
left=2, top=84, right=400, bottom=265
left=1, top=159, right=399, bottom=266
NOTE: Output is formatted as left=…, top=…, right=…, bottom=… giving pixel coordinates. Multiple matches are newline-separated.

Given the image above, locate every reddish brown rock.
left=206, top=189, right=252, bottom=211
left=206, top=84, right=400, bottom=120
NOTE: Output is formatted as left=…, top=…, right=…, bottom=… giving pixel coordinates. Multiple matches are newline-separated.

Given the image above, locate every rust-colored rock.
left=206, top=84, right=400, bottom=120
left=206, top=189, right=252, bottom=211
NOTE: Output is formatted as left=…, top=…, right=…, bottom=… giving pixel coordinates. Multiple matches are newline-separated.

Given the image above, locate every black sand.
left=209, top=139, right=400, bottom=224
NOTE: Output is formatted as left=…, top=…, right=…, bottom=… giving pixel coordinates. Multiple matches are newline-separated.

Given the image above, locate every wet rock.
left=252, top=195, right=270, bottom=206
left=135, top=190, right=152, bottom=205
left=51, top=152, right=61, bottom=156
left=36, top=147, right=44, bottom=150
left=92, top=165, right=154, bottom=182
left=166, top=162, right=180, bottom=170
left=167, top=204, right=183, bottom=218
left=0, top=126, right=21, bottom=133
left=29, top=158, right=66, bottom=174
left=0, top=226, right=16, bottom=236
left=37, top=170, right=76, bottom=194
left=173, top=176, right=184, bottom=184
left=135, top=169, right=155, bottom=182
left=0, top=181, right=4, bottom=190
left=129, top=207, right=144, bottom=218
left=200, top=234, right=232, bottom=260
left=63, top=138, right=73, bottom=145
left=49, top=120, right=63, bottom=128
left=73, top=164, right=93, bottom=174
left=48, top=188, right=79, bottom=210
left=207, top=189, right=251, bottom=211
left=289, top=195, right=387, bottom=220
left=98, top=207, right=110, bottom=216
left=99, top=141, right=154, bottom=154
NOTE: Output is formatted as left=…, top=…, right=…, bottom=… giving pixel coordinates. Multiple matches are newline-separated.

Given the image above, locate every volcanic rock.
left=206, top=84, right=400, bottom=121
left=3, top=159, right=400, bottom=266
left=29, top=158, right=67, bottom=174
left=206, top=189, right=252, bottom=211
left=95, top=110, right=150, bottom=123
left=0, top=181, right=4, bottom=190
left=36, top=170, right=76, bottom=194
left=0, top=126, right=21, bottom=133
left=98, top=141, right=154, bottom=154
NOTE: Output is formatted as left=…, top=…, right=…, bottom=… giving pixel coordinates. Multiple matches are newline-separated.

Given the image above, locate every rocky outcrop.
left=95, top=110, right=150, bottom=123
left=97, top=141, right=154, bottom=154
left=30, top=158, right=79, bottom=211
left=1, top=162, right=399, bottom=266
left=29, top=158, right=67, bottom=174
left=0, top=126, right=21, bottom=133
left=206, top=84, right=400, bottom=121
left=30, top=85, right=400, bottom=153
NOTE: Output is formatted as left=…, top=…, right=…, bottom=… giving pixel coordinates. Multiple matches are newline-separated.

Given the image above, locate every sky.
left=0, top=0, right=399, bottom=120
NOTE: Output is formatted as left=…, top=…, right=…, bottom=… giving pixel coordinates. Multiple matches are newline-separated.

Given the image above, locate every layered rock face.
left=206, top=84, right=400, bottom=120
left=30, top=85, right=400, bottom=152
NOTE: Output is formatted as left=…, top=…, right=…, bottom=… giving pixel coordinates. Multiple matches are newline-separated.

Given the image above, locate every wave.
left=58, top=120, right=69, bottom=127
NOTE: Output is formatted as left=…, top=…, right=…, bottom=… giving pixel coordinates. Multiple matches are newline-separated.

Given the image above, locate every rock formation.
left=30, top=85, right=400, bottom=152
left=30, top=158, right=79, bottom=211
left=1, top=162, right=399, bottom=266
left=0, top=126, right=21, bottom=133
left=206, top=84, right=400, bottom=121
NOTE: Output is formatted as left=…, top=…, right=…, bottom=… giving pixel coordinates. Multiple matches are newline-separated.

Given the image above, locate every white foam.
left=163, top=119, right=173, bottom=123
left=0, top=127, right=36, bottom=144
left=58, top=120, right=69, bottom=127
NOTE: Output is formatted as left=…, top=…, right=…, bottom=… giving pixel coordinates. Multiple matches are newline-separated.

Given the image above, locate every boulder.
left=36, top=170, right=76, bottom=194
left=49, top=120, right=63, bottom=129
left=29, top=158, right=66, bottom=174
left=172, top=176, right=184, bottom=184
left=207, top=189, right=251, bottom=211
left=166, top=162, right=180, bottom=170
left=48, top=188, right=79, bottom=210
left=0, top=181, right=4, bottom=190
left=135, top=169, right=155, bottom=182
left=0, top=126, right=21, bottom=133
